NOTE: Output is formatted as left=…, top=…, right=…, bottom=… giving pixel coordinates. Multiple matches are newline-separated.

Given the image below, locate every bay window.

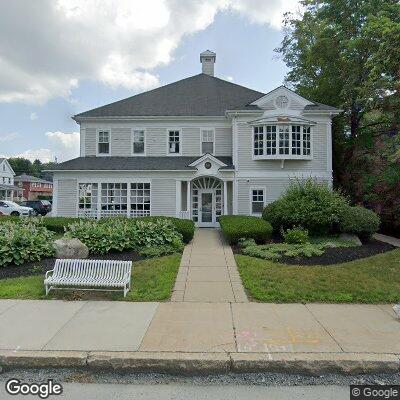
left=253, top=124, right=312, bottom=159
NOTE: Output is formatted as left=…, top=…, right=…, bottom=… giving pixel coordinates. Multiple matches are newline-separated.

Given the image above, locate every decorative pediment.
left=188, top=154, right=227, bottom=168
left=250, top=86, right=313, bottom=113
left=188, top=154, right=228, bottom=176
left=249, top=115, right=317, bottom=126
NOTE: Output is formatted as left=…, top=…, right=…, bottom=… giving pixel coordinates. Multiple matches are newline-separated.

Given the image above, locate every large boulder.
left=54, top=238, right=89, bottom=259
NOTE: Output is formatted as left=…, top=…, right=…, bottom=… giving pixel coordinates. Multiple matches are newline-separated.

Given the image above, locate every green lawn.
left=236, top=249, right=400, bottom=303
left=0, top=254, right=181, bottom=302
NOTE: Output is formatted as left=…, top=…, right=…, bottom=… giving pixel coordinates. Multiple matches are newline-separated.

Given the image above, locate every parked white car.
left=0, top=200, right=33, bottom=216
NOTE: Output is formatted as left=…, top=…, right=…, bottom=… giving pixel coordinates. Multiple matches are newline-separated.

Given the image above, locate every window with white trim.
left=251, top=188, right=265, bottom=215
left=303, top=126, right=311, bottom=155
left=133, top=130, right=145, bottom=155
left=266, top=126, right=276, bottom=155
left=253, top=124, right=312, bottom=158
left=78, top=183, right=98, bottom=216
left=130, top=183, right=151, bottom=217
left=98, top=130, right=110, bottom=155
left=291, top=125, right=301, bottom=155
left=278, top=125, right=290, bottom=155
left=253, top=126, right=264, bottom=156
left=100, top=183, right=127, bottom=216
left=168, top=130, right=180, bottom=154
left=201, top=129, right=214, bottom=154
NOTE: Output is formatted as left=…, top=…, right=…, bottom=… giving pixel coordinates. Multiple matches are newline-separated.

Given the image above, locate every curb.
left=0, top=351, right=399, bottom=375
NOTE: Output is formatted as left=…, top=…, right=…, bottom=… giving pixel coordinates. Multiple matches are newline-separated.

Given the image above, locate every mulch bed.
left=233, top=239, right=396, bottom=266
left=0, top=250, right=143, bottom=280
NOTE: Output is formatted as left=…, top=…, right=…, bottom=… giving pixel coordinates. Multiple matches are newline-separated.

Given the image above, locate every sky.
left=0, top=0, right=301, bottom=163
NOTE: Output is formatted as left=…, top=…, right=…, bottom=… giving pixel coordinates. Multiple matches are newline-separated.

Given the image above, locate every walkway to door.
left=172, top=229, right=248, bottom=302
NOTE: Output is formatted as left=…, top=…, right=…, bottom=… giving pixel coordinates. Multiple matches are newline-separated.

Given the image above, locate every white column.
left=175, top=180, right=182, bottom=218
left=97, top=183, right=101, bottom=219
left=223, top=180, right=228, bottom=215
left=232, top=179, right=238, bottom=215
left=186, top=180, right=191, bottom=218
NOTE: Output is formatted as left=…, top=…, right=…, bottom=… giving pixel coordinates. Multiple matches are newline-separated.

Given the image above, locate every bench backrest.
left=53, top=259, right=132, bottom=281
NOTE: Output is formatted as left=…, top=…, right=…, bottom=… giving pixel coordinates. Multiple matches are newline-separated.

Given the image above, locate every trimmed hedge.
left=339, top=206, right=380, bottom=239
left=219, top=215, right=273, bottom=244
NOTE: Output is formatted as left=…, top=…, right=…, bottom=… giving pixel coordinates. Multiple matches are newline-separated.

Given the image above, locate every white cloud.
left=0, top=0, right=298, bottom=104
left=1, top=131, right=80, bottom=163
left=30, top=112, right=38, bottom=121
left=0, top=132, right=20, bottom=142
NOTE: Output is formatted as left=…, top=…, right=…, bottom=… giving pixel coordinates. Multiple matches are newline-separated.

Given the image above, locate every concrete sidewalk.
left=0, top=300, right=399, bottom=374
left=171, top=229, right=248, bottom=302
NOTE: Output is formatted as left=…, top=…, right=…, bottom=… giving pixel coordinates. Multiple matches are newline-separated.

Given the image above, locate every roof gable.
left=0, top=158, right=15, bottom=176
left=74, top=74, right=264, bottom=119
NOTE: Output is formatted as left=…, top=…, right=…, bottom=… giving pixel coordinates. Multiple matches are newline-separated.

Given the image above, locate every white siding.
left=57, top=179, right=77, bottom=217
left=85, top=128, right=97, bottom=156
left=215, top=127, right=232, bottom=156
left=151, top=179, right=176, bottom=216
left=147, top=127, right=167, bottom=156
left=182, top=127, right=200, bottom=156
left=111, top=127, right=131, bottom=156
left=237, top=177, right=331, bottom=215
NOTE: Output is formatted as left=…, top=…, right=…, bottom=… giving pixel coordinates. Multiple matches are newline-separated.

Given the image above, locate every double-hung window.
left=251, top=188, right=265, bottom=215
left=168, top=130, right=181, bottom=154
left=201, top=129, right=214, bottom=154
left=133, top=130, right=145, bottom=155
left=98, top=130, right=110, bottom=155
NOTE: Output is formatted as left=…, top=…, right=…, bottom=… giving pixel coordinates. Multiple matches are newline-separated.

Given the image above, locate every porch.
left=0, top=184, right=22, bottom=201
left=176, top=177, right=234, bottom=227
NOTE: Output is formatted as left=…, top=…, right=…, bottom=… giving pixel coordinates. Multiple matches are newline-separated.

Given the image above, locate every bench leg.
left=45, top=284, right=50, bottom=295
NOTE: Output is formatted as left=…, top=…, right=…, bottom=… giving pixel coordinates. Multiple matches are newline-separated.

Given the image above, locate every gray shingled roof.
left=74, top=74, right=265, bottom=118
left=14, top=174, right=52, bottom=184
left=74, top=75, right=340, bottom=119
left=49, top=156, right=234, bottom=171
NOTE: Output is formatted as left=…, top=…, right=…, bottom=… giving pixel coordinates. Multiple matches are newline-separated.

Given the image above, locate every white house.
left=51, top=51, right=340, bottom=227
left=0, top=158, right=20, bottom=201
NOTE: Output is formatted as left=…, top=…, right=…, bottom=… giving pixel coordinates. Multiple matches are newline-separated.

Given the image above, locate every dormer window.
left=253, top=124, right=312, bottom=159
left=97, top=130, right=110, bottom=155
left=168, top=130, right=181, bottom=155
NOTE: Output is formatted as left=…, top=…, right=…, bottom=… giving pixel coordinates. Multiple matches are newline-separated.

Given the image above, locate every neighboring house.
left=50, top=50, right=340, bottom=227
left=14, top=174, right=53, bottom=201
left=0, top=158, right=21, bottom=201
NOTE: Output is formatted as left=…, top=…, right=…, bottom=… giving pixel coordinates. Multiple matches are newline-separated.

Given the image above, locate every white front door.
left=198, top=189, right=215, bottom=227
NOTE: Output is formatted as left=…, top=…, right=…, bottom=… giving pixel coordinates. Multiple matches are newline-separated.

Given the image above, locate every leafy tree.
left=276, top=0, right=400, bottom=234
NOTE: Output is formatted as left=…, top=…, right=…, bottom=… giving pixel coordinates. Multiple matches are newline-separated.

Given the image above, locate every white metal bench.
left=44, top=259, right=132, bottom=297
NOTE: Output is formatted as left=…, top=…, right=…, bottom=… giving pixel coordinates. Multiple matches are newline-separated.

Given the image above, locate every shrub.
left=282, top=226, right=309, bottom=244
left=137, top=216, right=194, bottom=243
left=339, top=206, right=380, bottom=239
left=219, top=215, right=273, bottom=244
left=242, top=242, right=325, bottom=261
left=262, top=179, right=349, bottom=235
left=0, top=219, right=55, bottom=267
left=66, top=218, right=183, bottom=255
